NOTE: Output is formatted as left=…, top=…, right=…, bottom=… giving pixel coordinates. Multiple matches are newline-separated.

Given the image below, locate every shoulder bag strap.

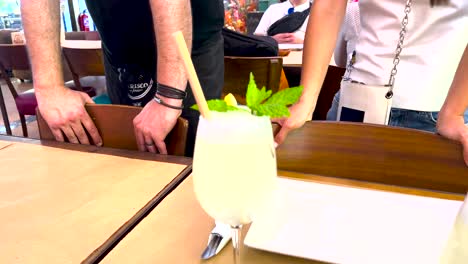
left=344, top=0, right=413, bottom=99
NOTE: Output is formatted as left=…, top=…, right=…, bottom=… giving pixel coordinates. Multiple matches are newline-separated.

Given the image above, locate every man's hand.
left=22, top=0, right=100, bottom=145
left=437, top=113, right=468, bottom=166
left=143, top=0, right=189, bottom=155
left=36, top=86, right=102, bottom=146
left=272, top=100, right=313, bottom=145
left=133, top=98, right=181, bottom=154
left=272, top=33, right=301, bottom=44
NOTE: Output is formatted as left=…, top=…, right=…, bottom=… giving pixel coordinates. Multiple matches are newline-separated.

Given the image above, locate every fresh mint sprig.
left=246, top=73, right=272, bottom=107
left=190, top=72, right=303, bottom=118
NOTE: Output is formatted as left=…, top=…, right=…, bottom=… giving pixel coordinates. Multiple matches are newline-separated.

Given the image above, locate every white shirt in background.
left=334, top=1, right=361, bottom=68
left=350, top=0, right=468, bottom=112
left=254, top=1, right=311, bottom=41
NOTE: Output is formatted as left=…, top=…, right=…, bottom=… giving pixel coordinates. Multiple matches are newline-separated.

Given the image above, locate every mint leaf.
left=226, top=105, right=241, bottom=111
left=191, top=74, right=302, bottom=118
left=265, top=86, right=303, bottom=106
left=252, top=103, right=290, bottom=118
left=191, top=100, right=242, bottom=112
left=246, top=73, right=272, bottom=108
left=251, top=86, right=303, bottom=118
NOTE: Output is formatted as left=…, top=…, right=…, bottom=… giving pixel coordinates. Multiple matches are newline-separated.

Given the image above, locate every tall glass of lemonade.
left=193, top=111, right=277, bottom=263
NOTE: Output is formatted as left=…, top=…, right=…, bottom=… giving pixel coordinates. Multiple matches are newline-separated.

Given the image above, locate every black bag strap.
left=266, top=4, right=311, bottom=36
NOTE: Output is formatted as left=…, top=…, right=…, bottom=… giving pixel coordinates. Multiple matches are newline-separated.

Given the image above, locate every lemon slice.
left=224, top=93, right=237, bottom=106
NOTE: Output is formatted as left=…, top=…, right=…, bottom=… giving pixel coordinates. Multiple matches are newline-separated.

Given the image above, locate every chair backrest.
left=65, top=31, right=101, bottom=41
left=0, top=29, right=19, bottom=44
left=62, top=47, right=105, bottom=77
left=37, top=104, right=189, bottom=156
left=62, top=46, right=105, bottom=90
left=0, top=44, right=30, bottom=99
left=275, top=121, right=468, bottom=194
left=224, top=56, right=283, bottom=103
left=0, top=44, right=30, bottom=71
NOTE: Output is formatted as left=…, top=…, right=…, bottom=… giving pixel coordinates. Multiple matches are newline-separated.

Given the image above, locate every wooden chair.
left=313, top=65, right=345, bottom=120
left=37, top=104, right=189, bottom=156
left=0, top=44, right=36, bottom=137
left=275, top=121, right=468, bottom=194
left=224, top=56, right=283, bottom=104
left=62, top=46, right=105, bottom=94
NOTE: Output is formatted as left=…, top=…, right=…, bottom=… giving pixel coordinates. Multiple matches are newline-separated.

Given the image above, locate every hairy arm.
left=21, top=0, right=101, bottom=146
left=133, top=0, right=192, bottom=154
left=437, top=45, right=468, bottom=166
left=152, top=0, right=191, bottom=91
left=21, top=0, right=63, bottom=92
left=274, top=0, right=347, bottom=144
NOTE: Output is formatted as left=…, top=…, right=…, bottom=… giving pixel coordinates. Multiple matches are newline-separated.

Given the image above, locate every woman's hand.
left=437, top=113, right=468, bottom=166
left=272, top=100, right=313, bottom=145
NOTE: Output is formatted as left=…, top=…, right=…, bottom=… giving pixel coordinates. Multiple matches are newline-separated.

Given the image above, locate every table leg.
left=0, top=85, right=12, bottom=135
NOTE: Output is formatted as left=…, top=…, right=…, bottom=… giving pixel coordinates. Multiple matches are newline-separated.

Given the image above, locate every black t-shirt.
left=85, top=0, right=224, bottom=66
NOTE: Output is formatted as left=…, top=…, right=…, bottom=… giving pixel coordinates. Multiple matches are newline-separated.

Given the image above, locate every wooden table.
left=99, top=169, right=464, bottom=264
left=61, top=40, right=102, bottom=49
left=0, top=136, right=191, bottom=264
left=282, top=50, right=336, bottom=67
left=282, top=50, right=303, bottom=68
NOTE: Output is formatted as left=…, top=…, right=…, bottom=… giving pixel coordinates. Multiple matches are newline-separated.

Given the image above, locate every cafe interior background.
left=1, top=0, right=468, bottom=263
left=0, top=0, right=285, bottom=136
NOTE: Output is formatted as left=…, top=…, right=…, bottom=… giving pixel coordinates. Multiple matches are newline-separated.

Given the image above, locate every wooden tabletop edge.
left=0, top=135, right=192, bottom=165
left=81, top=165, right=193, bottom=264
left=278, top=170, right=465, bottom=201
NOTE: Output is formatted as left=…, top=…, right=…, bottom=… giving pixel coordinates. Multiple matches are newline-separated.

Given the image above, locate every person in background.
left=254, top=0, right=311, bottom=44
left=273, top=0, right=468, bottom=166
left=21, top=0, right=224, bottom=157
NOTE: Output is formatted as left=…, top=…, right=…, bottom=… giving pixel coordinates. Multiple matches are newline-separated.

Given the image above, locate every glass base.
left=231, top=225, right=242, bottom=264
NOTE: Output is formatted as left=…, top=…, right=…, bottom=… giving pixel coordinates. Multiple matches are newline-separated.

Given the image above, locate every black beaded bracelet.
left=156, top=83, right=186, bottom=100
left=153, top=94, right=184, bottom=110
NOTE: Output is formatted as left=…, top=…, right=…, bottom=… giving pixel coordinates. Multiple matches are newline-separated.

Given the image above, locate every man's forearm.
left=300, top=0, right=347, bottom=113
left=150, top=0, right=192, bottom=91
left=21, top=0, right=64, bottom=91
left=440, top=45, right=468, bottom=118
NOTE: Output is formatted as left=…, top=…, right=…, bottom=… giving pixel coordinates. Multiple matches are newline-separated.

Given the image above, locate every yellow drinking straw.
left=173, top=31, right=212, bottom=119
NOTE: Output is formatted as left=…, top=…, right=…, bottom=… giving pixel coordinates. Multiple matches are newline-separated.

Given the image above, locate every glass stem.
left=231, top=225, right=242, bottom=264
